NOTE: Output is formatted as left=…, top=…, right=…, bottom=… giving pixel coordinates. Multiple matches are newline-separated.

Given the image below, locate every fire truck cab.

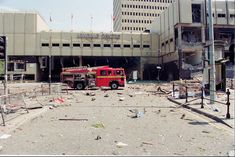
left=61, top=66, right=126, bottom=90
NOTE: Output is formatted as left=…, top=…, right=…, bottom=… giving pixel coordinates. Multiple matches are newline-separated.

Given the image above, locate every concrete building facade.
left=0, top=0, right=234, bottom=84
left=150, top=0, right=235, bottom=89
left=0, top=11, right=159, bottom=81
left=113, top=0, right=173, bottom=32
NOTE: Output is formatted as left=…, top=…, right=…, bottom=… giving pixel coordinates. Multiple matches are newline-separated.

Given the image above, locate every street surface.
left=0, top=83, right=234, bottom=155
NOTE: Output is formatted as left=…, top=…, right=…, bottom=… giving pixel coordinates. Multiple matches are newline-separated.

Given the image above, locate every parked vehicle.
left=61, top=66, right=126, bottom=90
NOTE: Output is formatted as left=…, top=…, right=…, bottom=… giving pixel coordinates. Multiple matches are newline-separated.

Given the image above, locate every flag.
left=112, top=15, right=116, bottom=21
left=71, top=13, right=74, bottom=20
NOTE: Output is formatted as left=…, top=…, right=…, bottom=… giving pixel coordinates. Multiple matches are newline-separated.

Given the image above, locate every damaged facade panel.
left=151, top=0, right=235, bottom=87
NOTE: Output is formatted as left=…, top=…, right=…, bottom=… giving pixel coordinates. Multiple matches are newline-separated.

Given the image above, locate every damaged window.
left=218, top=13, right=226, bottom=18
left=182, top=28, right=201, bottom=43
left=192, top=4, right=201, bottom=23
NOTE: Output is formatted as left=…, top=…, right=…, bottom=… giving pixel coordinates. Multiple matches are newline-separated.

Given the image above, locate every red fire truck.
left=60, top=66, right=126, bottom=90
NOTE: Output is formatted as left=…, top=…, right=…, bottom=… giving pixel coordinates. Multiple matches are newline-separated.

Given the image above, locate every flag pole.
left=90, top=14, right=93, bottom=32
left=71, top=13, right=73, bottom=32
left=111, top=14, right=113, bottom=32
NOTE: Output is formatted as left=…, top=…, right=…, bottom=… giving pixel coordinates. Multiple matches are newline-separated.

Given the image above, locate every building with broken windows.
left=150, top=0, right=235, bottom=89
left=0, top=0, right=234, bottom=84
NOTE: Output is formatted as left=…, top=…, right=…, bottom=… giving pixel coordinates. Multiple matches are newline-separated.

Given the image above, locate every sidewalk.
left=168, top=89, right=235, bottom=131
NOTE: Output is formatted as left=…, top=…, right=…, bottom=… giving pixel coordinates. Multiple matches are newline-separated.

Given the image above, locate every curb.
left=167, top=97, right=233, bottom=129
left=0, top=107, right=49, bottom=135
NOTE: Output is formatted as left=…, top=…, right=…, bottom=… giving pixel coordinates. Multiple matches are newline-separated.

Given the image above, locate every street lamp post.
left=157, top=66, right=161, bottom=81
left=208, top=0, right=216, bottom=104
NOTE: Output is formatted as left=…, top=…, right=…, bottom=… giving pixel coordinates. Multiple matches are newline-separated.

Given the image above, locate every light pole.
left=49, top=34, right=52, bottom=95
left=157, top=66, right=161, bottom=81
left=208, top=0, right=216, bottom=104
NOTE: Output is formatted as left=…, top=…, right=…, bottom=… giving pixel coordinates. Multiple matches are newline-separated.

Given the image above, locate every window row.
left=122, top=11, right=160, bottom=17
left=122, top=19, right=154, bottom=24
left=41, top=43, right=151, bottom=48
left=127, top=0, right=173, bottom=3
left=121, top=4, right=167, bottom=10
left=122, top=27, right=146, bottom=31
left=207, top=13, right=235, bottom=18
left=161, top=38, right=174, bottom=47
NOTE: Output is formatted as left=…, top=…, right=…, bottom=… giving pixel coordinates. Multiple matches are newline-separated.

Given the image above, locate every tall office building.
left=113, top=0, right=173, bottom=33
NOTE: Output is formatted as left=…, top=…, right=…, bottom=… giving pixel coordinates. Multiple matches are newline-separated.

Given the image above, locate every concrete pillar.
left=139, top=57, right=144, bottom=80
left=178, top=26, right=183, bottom=79
left=10, top=74, right=13, bottom=81
left=79, top=56, right=83, bottom=67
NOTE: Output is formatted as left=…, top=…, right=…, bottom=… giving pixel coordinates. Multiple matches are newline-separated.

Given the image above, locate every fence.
left=0, top=83, right=68, bottom=126
left=172, top=81, right=232, bottom=119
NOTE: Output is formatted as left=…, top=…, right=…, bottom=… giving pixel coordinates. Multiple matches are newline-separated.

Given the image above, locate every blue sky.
left=0, top=0, right=113, bottom=32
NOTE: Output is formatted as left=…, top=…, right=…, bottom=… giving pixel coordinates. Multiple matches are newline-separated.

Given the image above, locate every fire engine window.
left=115, top=70, right=123, bottom=76
left=100, top=70, right=107, bottom=76
left=108, top=71, right=112, bottom=75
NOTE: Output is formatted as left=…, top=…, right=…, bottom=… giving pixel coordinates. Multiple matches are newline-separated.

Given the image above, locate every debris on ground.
left=157, top=87, right=171, bottom=95
left=129, top=109, right=145, bottom=118
left=92, top=122, right=105, bottom=129
left=154, top=110, right=161, bottom=114
left=104, top=94, right=109, bottom=97
left=142, top=142, right=154, bottom=146
left=95, top=135, right=102, bottom=140
left=134, top=92, right=144, bottom=95
left=86, top=92, right=96, bottom=96
left=119, top=97, right=125, bottom=101
left=91, top=98, right=96, bottom=101
left=0, top=134, right=11, bottom=139
left=180, top=114, right=186, bottom=119
left=129, top=109, right=139, bottom=114
left=59, top=118, right=88, bottom=121
left=160, top=115, right=167, bottom=118
left=52, top=98, right=65, bottom=104
left=115, top=141, right=128, bottom=148
left=202, top=131, right=210, bottom=134
left=26, top=106, right=43, bottom=110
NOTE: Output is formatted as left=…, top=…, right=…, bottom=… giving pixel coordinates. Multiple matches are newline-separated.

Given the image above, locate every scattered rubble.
left=95, top=136, right=102, bottom=140
left=86, top=92, right=96, bottom=96
left=104, top=94, right=109, bottom=97
left=26, top=106, right=43, bottom=110
left=119, top=97, right=125, bottom=101
left=0, top=134, right=11, bottom=139
left=129, top=109, right=145, bottom=118
left=181, top=114, right=186, bottom=119
left=115, top=141, right=128, bottom=148
left=202, top=131, right=210, bottom=134
left=92, top=122, right=105, bottom=129
left=59, top=118, right=88, bottom=121
left=142, top=142, right=154, bottom=146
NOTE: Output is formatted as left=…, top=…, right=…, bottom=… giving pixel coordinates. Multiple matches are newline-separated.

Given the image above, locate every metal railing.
left=172, top=82, right=232, bottom=119
left=0, top=83, right=68, bottom=126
